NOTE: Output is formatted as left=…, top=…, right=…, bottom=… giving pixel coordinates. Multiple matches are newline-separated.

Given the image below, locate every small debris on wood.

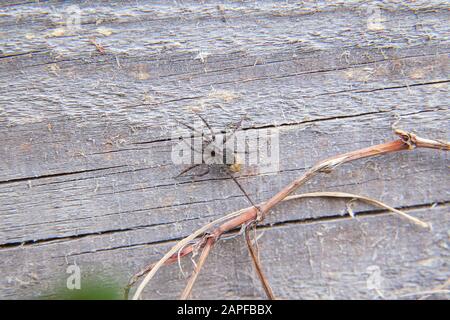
left=89, top=37, right=106, bottom=54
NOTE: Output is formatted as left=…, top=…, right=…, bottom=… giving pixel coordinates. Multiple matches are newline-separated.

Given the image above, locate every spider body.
left=175, top=114, right=259, bottom=212
left=176, top=114, right=245, bottom=177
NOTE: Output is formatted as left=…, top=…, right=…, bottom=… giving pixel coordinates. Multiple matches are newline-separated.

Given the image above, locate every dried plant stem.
left=245, top=224, right=276, bottom=300
left=130, top=130, right=449, bottom=300
left=175, top=192, right=431, bottom=300
left=129, top=192, right=428, bottom=299
left=180, top=237, right=216, bottom=300
left=124, top=244, right=194, bottom=299
left=288, top=192, right=430, bottom=229
left=130, top=207, right=246, bottom=299
left=210, top=130, right=448, bottom=239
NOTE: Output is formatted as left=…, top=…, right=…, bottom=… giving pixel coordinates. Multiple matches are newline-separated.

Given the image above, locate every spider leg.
left=177, top=119, right=227, bottom=166
left=223, top=115, right=246, bottom=144
left=195, top=114, right=231, bottom=163
left=175, top=164, right=200, bottom=178
left=179, top=136, right=204, bottom=156
left=177, top=118, right=222, bottom=156
left=225, top=170, right=263, bottom=221
left=196, top=166, right=210, bottom=177
left=176, top=119, right=212, bottom=143
left=221, top=116, right=246, bottom=164
left=196, top=113, right=216, bottom=142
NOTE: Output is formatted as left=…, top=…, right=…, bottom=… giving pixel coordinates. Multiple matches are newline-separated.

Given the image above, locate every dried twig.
left=129, top=207, right=246, bottom=299
left=124, top=244, right=194, bottom=299
left=180, top=237, right=216, bottom=300
left=289, top=192, right=430, bottom=228
left=89, top=37, right=106, bottom=54
left=126, top=190, right=429, bottom=299
left=129, top=130, right=449, bottom=300
left=244, top=223, right=276, bottom=300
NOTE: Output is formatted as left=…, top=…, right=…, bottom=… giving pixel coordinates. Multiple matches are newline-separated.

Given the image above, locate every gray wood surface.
left=0, top=1, right=448, bottom=299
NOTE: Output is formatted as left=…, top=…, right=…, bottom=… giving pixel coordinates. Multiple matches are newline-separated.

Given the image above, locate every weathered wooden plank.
left=1, top=112, right=448, bottom=245
left=0, top=51, right=448, bottom=179
left=0, top=0, right=449, bottom=300
left=1, top=45, right=448, bottom=129
left=0, top=205, right=448, bottom=299
left=0, top=0, right=449, bottom=130
left=1, top=1, right=449, bottom=58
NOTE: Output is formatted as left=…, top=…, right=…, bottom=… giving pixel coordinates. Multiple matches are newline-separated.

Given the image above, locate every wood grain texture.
left=0, top=1, right=448, bottom=299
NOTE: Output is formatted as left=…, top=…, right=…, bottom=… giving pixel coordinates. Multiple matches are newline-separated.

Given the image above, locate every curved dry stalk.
left=124, top=243, right=195, bottom=299
left=131, top=207, right=247, bottom=299
left=130, top=130, right=449, bottom=299
left=180, top=237, right=216, bottom=300
left=288, top=192, right=430, bottom=229
left=130, top=191, right=428, bottom=299
left=245, top=223, right=276, bottom=300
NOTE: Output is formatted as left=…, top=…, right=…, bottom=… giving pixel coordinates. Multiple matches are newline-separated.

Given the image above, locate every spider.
left=175, top=114, right=262, bottom=218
